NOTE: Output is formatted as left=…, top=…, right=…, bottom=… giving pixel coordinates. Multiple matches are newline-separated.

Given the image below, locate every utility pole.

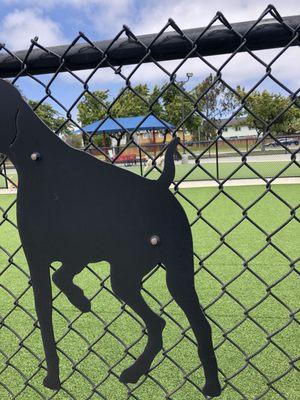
left=176, top=72, right=193, bottom=161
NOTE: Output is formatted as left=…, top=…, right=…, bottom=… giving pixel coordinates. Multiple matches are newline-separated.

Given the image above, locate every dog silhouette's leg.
left=111, top=271, right=166, bottom=384
left=28, top=259, right=60, bottom=390
left=53, top=263, right=90, bottom=313
left=166, top=258, right=221, bottom=398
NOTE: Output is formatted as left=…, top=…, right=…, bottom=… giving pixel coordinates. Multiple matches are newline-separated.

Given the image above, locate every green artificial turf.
left=0, top=185, right=299, bottom=399
left=0, top=174, right=17, bottom=189
left=123, top=161, right=300, bottom=181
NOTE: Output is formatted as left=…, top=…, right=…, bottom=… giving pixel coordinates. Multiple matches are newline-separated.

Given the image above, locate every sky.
left=0, top=0, right=299, bottom=122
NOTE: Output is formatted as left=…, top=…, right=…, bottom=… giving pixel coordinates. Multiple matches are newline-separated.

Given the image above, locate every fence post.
left=0, top=154, right=8, bottom=189
left=216, top=140, right=220, bottom=180
left=139, top=148, right=143, bottom=176
left=3, top=161, right=8, bottom=189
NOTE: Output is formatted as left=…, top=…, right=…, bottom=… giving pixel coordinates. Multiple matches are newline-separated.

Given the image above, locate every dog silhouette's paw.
left=65, top=286, right=91, bottom=313
left=74, top=295, right=91, bottom=313
left=43, top=374, right=61, bottom=391
left=119, top=367, right=144, bottom=384
left=202, top=382, right=222, bottom=397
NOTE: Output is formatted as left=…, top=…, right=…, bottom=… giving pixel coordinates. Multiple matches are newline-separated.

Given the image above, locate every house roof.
left=77, top=115, right=174, bottom=134
left=218, top=117, right=248, bottom=127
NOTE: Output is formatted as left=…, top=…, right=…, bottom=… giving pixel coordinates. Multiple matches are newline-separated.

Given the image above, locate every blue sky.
left=0, top=0, right=299, bottom=122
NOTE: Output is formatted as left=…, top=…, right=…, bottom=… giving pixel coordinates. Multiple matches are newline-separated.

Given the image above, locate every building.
left=135, top=129, right=192, bottom=146
left=220, top=117, right=257, bottom=139
left=78, top=115, right=187, bottom=159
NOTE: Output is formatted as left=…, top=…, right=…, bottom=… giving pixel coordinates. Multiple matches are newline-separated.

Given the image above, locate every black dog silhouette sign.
left=0, top=80, right=221, bottom=397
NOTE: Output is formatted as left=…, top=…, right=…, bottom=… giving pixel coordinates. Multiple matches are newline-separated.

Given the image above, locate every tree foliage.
left=159, top=83, right=200, bottom=134
left=158, top=75, right=239, bottom=141
left=77, top=90, right=109, bottom=126
left=28, top=100, right=72, bottom=134
left=191, top=75, right=240, bottom=140
left=77, top=90, right=109, bottom=146
left=111, top=85, right=150, bottom=117
left=75, top=76, right=300, bottom=148
left=76, top=77, right=239, bottom=142
left=111, top=84, right=164, bottom=148
left=237, top=88, right=300, bottom=136
left=91, top=133, right=111, bottom=148
left=10, top=84, right=72, bottom=135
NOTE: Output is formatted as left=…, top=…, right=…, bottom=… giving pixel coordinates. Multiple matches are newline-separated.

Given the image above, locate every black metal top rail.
left=0, top=15, right=299, bottom=79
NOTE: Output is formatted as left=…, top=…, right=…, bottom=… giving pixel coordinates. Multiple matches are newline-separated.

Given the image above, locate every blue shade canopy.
left=77, top=115, right=174, bottom=134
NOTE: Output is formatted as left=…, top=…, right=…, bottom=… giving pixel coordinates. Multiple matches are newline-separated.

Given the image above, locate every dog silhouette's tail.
left=157, top=137, right=180, bottom=188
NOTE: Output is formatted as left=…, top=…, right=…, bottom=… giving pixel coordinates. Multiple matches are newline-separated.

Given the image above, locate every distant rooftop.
left=77, top=115, right=174, bottom=134
left=218, top=117, right=248, bottom=127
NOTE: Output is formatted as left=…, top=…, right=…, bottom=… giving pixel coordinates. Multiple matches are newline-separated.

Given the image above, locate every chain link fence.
left=0, top=5, right=299, bottom=399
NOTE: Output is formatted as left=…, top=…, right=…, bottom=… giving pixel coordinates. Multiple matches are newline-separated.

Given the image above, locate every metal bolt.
left=31, top=152, right=41, bottom=161
left=150, top=235, right=160, bottom=246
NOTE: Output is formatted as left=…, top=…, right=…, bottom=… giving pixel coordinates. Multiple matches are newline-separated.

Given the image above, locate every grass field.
left=125, top=161, right=300, bottom=181
left=0, top=185, right=299, bottom=399
left=1, top=160, right=299, bottom=189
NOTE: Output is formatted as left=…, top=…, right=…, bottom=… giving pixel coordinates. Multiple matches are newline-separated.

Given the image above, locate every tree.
left=77, top=85, right=163, bottom=152
left=77, top=90, right=109, bottom=125
left=191, top=74, right=240, bottom=141
left=111, top=84, right=150, bottom=119
left=291, top=117, right=300, bottom=132
left=237, top=88, right=300, bottom=138
left=149, top=85, right=164, bottom=119
left=4, top=82, right=73, bottom=135
left=158, top=75, right=239, bottom=142
left=28, top=100, right=73, bottom=134
left=92, top=134, right=111, bottom=148
left=111, top=84, right=159, bottom=149
left=160, top=83, right=200, bottom=133
left=77, top=90, right=109, bottom=146
left=109, top=131, right=124, bottom=154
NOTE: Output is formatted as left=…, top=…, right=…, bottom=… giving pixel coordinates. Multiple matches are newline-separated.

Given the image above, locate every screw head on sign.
left=150, top=235, right=160, bottom=246
left=31, top=152, right=41, bottom=161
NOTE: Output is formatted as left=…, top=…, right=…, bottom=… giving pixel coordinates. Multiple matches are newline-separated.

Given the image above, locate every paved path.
left=1, top=177, right=299, bottom=196
left=171, top=177, right=300, bottom=188
left=0, top=188, right=17, bottom=195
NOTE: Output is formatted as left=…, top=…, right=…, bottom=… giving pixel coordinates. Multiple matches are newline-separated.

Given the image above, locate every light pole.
left=177, top=72, right=193, bottom=155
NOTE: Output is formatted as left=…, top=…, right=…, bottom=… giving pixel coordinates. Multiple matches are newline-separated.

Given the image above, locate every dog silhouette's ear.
left=0, top=80, right=22, bottom=153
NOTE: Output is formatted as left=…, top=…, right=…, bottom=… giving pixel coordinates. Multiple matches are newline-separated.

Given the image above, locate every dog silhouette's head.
left=0, top=79, right=22, bottom=154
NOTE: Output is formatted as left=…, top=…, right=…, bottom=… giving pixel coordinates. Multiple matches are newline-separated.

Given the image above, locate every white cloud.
left=4, top=0, right=116, bottom=6
left=4, top=0, right=135, bottom=35
left=132, top=0, right=299, bottom=35
left=0, top=8, right=66, bottom=50
left=3, top=0, right=299, bottom=41
left=56, top=0, right=299, bottom=92
left=3, top=0, right=299, bottom=97
left=59, top=45, right=299, bottom=96
left=3, top=0, right=299, bottom=33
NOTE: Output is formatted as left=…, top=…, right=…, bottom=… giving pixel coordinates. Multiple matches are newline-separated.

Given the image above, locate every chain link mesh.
left=0, top=5, right=299, bottom=399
